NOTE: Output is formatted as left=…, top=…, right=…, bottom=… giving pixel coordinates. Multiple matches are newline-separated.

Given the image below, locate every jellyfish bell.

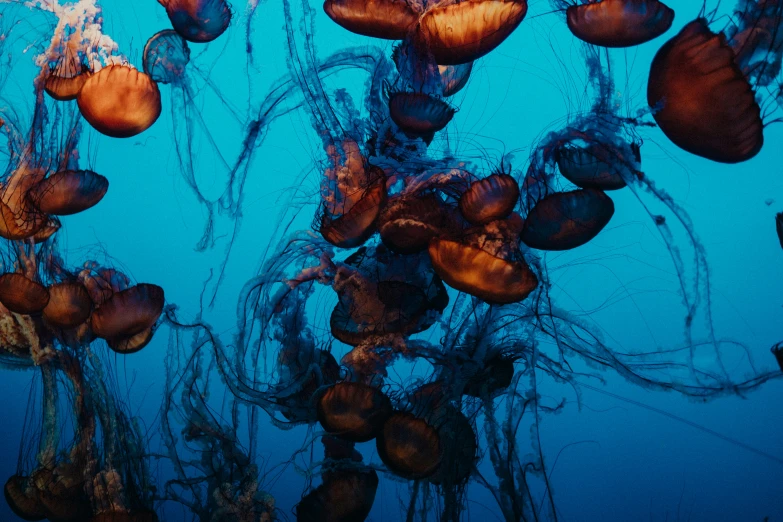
left=42, top=281, right=93, bottom=330
left=429, top=409, right=477, bottom=485
left=376, top=411, right=442, bottom=479
left=0, top=274, right=50, bottom=315
left=388, top=91, right=456, bottom=142
left=458, top=173, right=520, bottom=225
left=378, top=193, right=455, bottom=254
left=521, top=188, right=615, bottom=250
left=107, top=326, right=155, bottom=354
left=77, top=65, right=162, bottom=138
left=143, top=29, right=191, bottom=84
left=439, top=62, right=473, bottom=97
left=295, top=469, right=378, bottom=522
left=565, top=0, right=675, bottom=48
left=27, top=170, right=109, bottom=216
left=33, top=217, right=61, bottom=244
left=420, top=0, right=529, bottom=65
left=278, top=349, right=341, bottom=422
left=323, top=0, right=419, bottom=40
left=4, top=475, right=46, bottom=521
left=90, top=283, right=165, bottom=344
left=647, top=19, right=763, bottom=163
left=316, top=382, right=393, bottom=442
left=159, top=0, right=232, bottom=43
left=463, top=354, right=515, bottom=397
left=0, top=166, right=47, bottom=240
left=31, top=464, right=91, bottom=522
left=555, top=139, right=637, bottom=190
left=320, top=166, right=387, bottom=249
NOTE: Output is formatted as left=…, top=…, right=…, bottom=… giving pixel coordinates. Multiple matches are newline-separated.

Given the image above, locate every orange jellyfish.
left=42, top=282, right=93, bottom=330
left=33, top=217, right=61, bottom=244
left=458, top=173, right=520, bottom=225
left=0, top=166, right=47, bottom=241
left=521, top=188, right=614, bottom=250
left=28, top=170, right=109, bottom=216
left=376, top=411, right=442, bottom=479
left=566, top=0, right=674, bottom=48
left=77, top=65, right=162, bottom=138
left=295, top=469, right=378, bottom=522
left=4, top=475, right=46, bottom=521
left=159, top=0, right=232, bottom=43
left=647, top=19, right=763, bottom=163
left=439, top=62, right=473, bottom=96
left=388, top=91, right=456, bottom=141
left=0, top=274, right=50, bottom=315
left=378, top=193, right=455, bottom=254
left=555, top=140, right=637, bottom=190
left=420, top=0, right=529, bottom=65
left=776, top=212, right=782, bottom=249
left=429, top=214, right=539, bottom=304
left=317, top=382, right=392, bottom=442
left=90, top=283, right=164, bottom=351
left=323, top=0, right=419, bottom=40
left=44, top=53, right=91, bottom=102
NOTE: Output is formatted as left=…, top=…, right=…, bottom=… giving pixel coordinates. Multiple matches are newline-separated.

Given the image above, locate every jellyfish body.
left=773, top=343, right=783, bottom=372
left=295, top=469, right=378, bottom=522
left=143, top=30, right=191, bottom=84
left=33, top=217, right=61, bottom=244
left=378, top=194, right=454, bottom=253
left=0, top=167, right=47, bottom=240
left=376, top=411, right=442, bottom=479
left=647, top=19, right=763, bottom=163
left=279, top=349, right=341, bottom=422
left=459, top=173, right=520, bottom=225
left=44, top=58, right=91, bottom=102
left=320, top=170, right=386, bottom=248
left=42, top=282, right=93, bottom=330
left=430, top=410, right=477, bottom=485
left=0, top=274, right=50, bottom=315
left=77, top=65, right=162, bottom=138
left=776, top=212, right=783, bottom=249
left=90, top=283, right=164, bottom=349
left=439, top=62, right=473, bottom=96
left=160, top=0, right=232, bottom=43
left=323, top=0, right=419, bottom=40
left=28, top=170, right=109, bottom=216
left=316, top=382, right=392, bottom=442
left=555, top=141, right=634, bottom=190
left=521, top=189, right=614, bottom=250
left=4, top=476, right=46, bottom=521
left=388, top=92, right=456, bottom=140
left=566, top=0, right=674, bottom=48
left=463, top=355, right=515, bottom=397
left=420, top=0, right=529, bottom=65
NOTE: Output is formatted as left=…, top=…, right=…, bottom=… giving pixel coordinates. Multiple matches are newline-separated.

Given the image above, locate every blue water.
left=0, top=0, right=781, bottom=520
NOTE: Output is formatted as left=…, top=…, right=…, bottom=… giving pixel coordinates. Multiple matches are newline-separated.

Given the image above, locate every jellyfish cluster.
left=0, top=0, right=781, bottom=520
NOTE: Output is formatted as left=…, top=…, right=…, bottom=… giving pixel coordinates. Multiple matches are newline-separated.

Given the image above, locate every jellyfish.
left=376, top=411, right=443, bottom=479
left=462, top=354, right=515, bottom=397
left=4, top=475, right=47, bottom=521
left=0, top=273, right=50, bottom=315
left=378, top=193, right=457, bottom=253
left=77, top=65, right=162, bottom=138
left=776, top=212, right=783, bottom=249
left=89, top=283, right=165, bottom=353
left=439, top=62, right=474, bottom=97
left=459, top=173, right=520, bottom=225
left=316, top=381, right=393, bottom=442
left=554, top=139, right=637, bottom=190
left=27, top=170, right=109, bottom=216
left=558, top=0, right=675, bottom=47
left=0, top=166, right=47, bottom=241
left=142, top=30, right=191, bottom=85
left=773, top=343, right=783, bottom=372
left=158, top=0, right=232, bottom=43
left=295, top=469, right=378, bottom=522
left=44, top=51, right=92, bottom=102
left=323, top=0, right=420, bottom=40
left=521, top=188, right=615, bottom=251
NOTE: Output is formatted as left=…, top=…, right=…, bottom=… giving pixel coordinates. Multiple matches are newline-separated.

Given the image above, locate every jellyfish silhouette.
left=324, top=0, right=419, bottom=39
left=27, top=170, right=109, bottom=216
left=376, top=411, right=443, bottom=479
left=44, top=50, right=91, bottom=101
left=776, top=212, right=783, bottom=249
left=560, top=0, right=675, bottom=47
left=773, top=343, right=783, bottom=372
left=295, top=469, right=378, bottom=522
left=90, top=283, right=165, bottom=353
left=459, top=173, right=520, bottom=225
left=158, top=0, right=232, bottom=43
left=317, top=381, right=393, bottom=442
left=0, top=273, right=50, bottom=315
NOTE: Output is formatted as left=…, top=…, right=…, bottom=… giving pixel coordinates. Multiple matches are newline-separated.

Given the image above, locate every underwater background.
left=0, top=0, right=781, bottom=520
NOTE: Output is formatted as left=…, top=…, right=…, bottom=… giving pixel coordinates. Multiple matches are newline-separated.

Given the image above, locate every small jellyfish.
left=772, top=343, right=783, bottom=372
left=316, top=382, right=393, bottom=442
left=142, top=29, right=191, bottom=84
left=565, top=0, right=674, bottom=48
left=388, top=91, right=456, bottom=141
left=42, top=282, right=93, bottom=330
left=555, top=140, right=636, bottom=190
left=0, top=166, right=47, bottom=241
left=295, top=469, right=378, bottom=522
left=107, top=327, right=156, bottom=354
left=439, top=62, right=473, bottom=97
left=33, top=217, right=61, bottom=244
left=44, top=53, right=91, bottom=102
left=320, top=166, right=387, bottom=248
left=323, top=0, right=419, bottom=40
left=0, top=274, right=50, bottom=315
left=647, top=19, right=763, bottom=163
left=378, top=193, right=455, bottom=254
left=458, top=173, right=520, bottom=225
left=4, top=475, right=46, bottom=521
left=77, top=65, right=162, bottom=138
left=376, top=411, right=442, bottom=479
left=420, top=0, right=529, bottom=65
left=521, top=188, right=615, bottom=250
left=89, top=283, right=165, bottom=349
left=776, top=212, right=783, bottom=249
left=463, top=355, right=515, bottom=397
left=27, top=170, right=109, bottom=216
left=159, top=0, right=232, bottom=43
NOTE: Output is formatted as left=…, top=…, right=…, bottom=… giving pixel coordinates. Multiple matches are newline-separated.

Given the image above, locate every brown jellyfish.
left=33, top=217, right=61, bottom=244
left=458, top=173, right=520, bottom=225
left=279, top=349, right=341, bottom=422
left=4, top=475, right=46, bottom=521
left=463, top=355, right=515, bottom=397
left=28, top=170, right=109, bottom=216
left=0, top=166, right=47, bottom=241
left=429, top=409, right=477, bottom=485
left=316, top=382, right=392, bottom=442
left=90, top=283, right=165, bottom=342
left=429, top=214, right=538, bottom=304
left=77, top=65, right=162, bottom=138
left=420, top=0, right=529, bottom=65
left=378, top=193, right=454, bottom=254
left=521, top=188, right=615, bottom=250
left=159, top=0, right=232, bottom=43
left=388, top=91, right=456, bottom=140
left=776, top=212, right=783, bottom=249
left=439, top=62, right=473, bottom=96
left=42, top=282, right=93, bottom=330
left=647, top=19, right=763, bottom=163
left=566, top=0, right=674, bottom=48
left=555, top=141, right=636, bottom=190
left=31, top=465, right=92, bottom=522
left=0, top=274, right=50, bottom=315
left=772, top=343, right=783, bottom=372
left=323, top=0, right=419, bottom=40
left=320, top=168, right=387, bottom=249
left=376, top=411, right=442, bottom=479
left=295, top=469, right=378, bottom=522
left=106, top=327, right=155, bottom=354
left=44, top=53, right=91, bottom=102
